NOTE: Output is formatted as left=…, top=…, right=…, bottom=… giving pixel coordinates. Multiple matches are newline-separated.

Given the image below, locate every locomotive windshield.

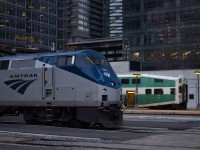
left=84, top=56, right=110, bottom=67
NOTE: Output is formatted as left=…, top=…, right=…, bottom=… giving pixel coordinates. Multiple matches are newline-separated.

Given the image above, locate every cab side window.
left=39, top=56, right=54, bottom=65
left=56, top=56, right=74, bottom=67
left=57, top=56, right=66, bottom=66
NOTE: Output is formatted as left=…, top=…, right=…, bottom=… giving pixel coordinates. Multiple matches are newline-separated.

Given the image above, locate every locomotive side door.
left=42, top=64, right=54, bottom=100
left=53, top=55, right=76, bottom=102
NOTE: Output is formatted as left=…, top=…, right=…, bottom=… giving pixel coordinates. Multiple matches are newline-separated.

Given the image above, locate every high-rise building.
left=57, top=0, right=68, bottom=51
left=123, top=0, right=200, bottom=71
left=66, top=0, right=110, bottom=43
left=0, top=0, right=58, bottom=51
left=110, top=0, right=123, bottom=38
left=0, top=0, right=110, bottom=53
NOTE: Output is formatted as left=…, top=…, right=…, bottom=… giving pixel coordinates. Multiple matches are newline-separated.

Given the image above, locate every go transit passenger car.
left=118, top=74, right=188, bottom=110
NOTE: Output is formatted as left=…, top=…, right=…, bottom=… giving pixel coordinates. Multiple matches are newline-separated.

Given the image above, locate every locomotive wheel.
left=68, top=120, right=90, bottom=128
left=24, top=118, right=40, bottom=125
left=23, top=114, right=40, bottom=125
left=23, top=108, right=41, bottom=125
left=80, top=121, right=91, bottom=128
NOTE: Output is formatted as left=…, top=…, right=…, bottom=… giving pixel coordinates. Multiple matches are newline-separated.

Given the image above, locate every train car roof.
left=0, top=49, right=101, bottom=60
left=117, top=74, right=182, bottom=80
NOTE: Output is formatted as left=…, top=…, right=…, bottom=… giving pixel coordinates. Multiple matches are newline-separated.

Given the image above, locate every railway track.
left=0, top=116, right=200, bottom=150
left=0, top=127, right=199, bottom=150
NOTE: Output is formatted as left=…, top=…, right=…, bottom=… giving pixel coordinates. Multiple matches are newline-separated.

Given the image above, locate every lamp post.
left=133, top=74, right=141, bottom=109
left=194, top=71, right=200, bottom=110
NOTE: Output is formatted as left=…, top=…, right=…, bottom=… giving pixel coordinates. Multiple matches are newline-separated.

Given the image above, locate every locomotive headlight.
left=110, top=81, right=116, bottom=86
left=103, top=88, right=107, bottom=93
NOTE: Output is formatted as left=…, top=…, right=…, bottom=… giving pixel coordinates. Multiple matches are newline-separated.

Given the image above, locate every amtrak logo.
left=103, top=72, right=110, bottom=78
left=4, top=79, right=37, bottom=94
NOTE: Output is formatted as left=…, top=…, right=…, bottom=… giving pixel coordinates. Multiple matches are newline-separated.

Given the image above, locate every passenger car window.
left=145, top=89, right=152, bottom=94
left=121, top=79, right=130, bottom=84
left=170, top=88, right=175, bottom=94
left=132, top=79, right=141, bottom=84
left=154, top=89, right=163, bottom=95
left=179, top=86, right=183, bottom=93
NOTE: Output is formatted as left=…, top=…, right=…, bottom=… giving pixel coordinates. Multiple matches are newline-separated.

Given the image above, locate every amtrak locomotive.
left=0, top=50, right=123, bottom=128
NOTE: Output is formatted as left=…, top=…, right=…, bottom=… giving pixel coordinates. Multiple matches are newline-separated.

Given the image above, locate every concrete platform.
left=124, top=109, right=200, bottom=115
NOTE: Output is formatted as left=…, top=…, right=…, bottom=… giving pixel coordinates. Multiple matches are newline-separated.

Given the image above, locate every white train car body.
left=118, top=74, right=188, bottom=109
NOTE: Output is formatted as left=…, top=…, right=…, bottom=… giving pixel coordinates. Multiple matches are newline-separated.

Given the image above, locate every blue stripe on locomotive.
left=39, top=50, right=121, bottom=89
left=1, top=50, right=121, bottom=89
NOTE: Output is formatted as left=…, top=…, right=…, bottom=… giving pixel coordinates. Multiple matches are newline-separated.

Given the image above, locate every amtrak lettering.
left=5, top=73, right=38, bottom=94
left=10, top=74, right=38, bottom=78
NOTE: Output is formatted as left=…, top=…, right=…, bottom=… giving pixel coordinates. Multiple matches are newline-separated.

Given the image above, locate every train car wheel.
left=23, top=108, right=40, bottom=125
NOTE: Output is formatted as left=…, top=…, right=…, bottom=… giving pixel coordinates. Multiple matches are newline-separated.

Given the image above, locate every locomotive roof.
left=0, top=49, right=102, bottom=60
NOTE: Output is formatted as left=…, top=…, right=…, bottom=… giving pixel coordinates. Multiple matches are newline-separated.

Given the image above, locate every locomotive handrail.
left=42, top=64, right=45, bottom=100
left=52, top=65, right=55, bottom=100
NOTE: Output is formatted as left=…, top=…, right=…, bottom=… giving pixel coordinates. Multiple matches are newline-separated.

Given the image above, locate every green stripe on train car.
left=120, top=77, right=175, bottom=88
left=137, top=94, right=176, bottom=105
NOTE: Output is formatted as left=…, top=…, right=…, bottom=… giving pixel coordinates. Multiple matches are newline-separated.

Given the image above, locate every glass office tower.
left=123, top=0, right=200, bottom=70
left=67, top=0, right=109, bottom=43
left=0, top=0, right=109, bottom=52
left=110, top=0, right=123, bottom=38
left=0, top=0, right=59, bottom=51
